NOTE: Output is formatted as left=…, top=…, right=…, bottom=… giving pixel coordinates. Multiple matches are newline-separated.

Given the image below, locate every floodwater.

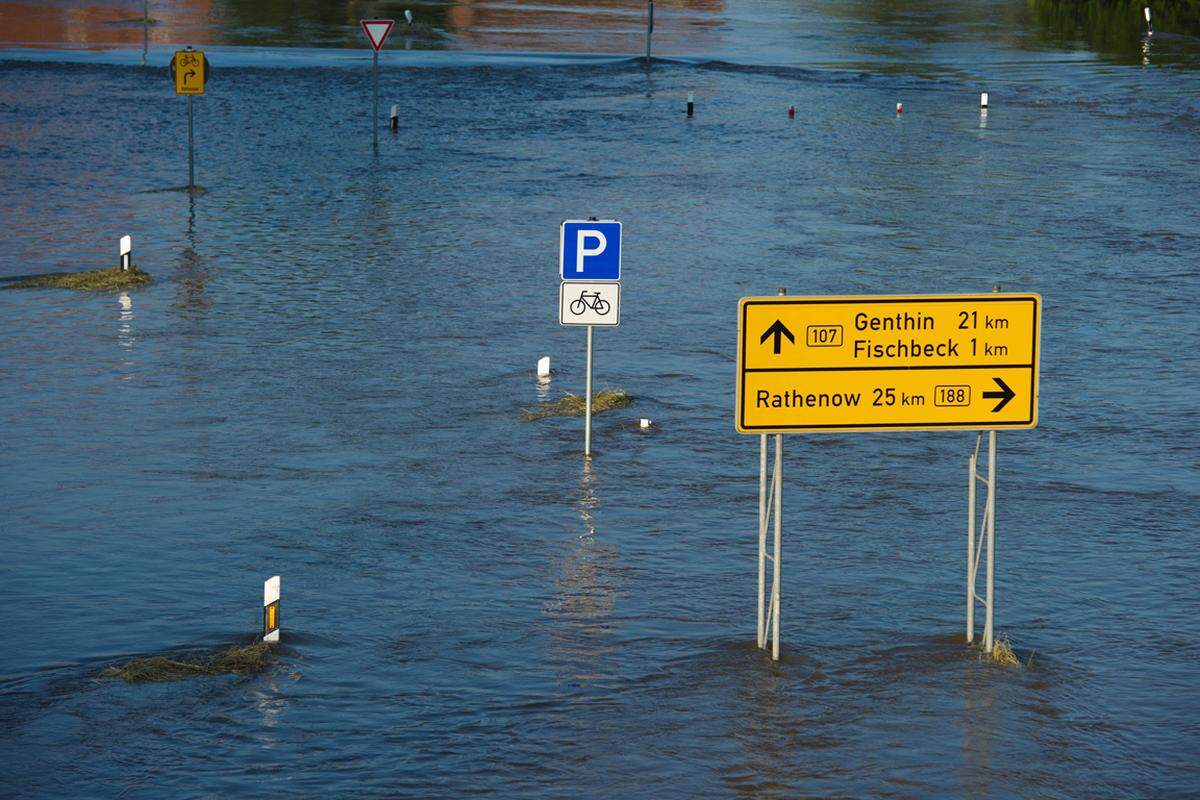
left=1, top=1, right=1199, bottom=797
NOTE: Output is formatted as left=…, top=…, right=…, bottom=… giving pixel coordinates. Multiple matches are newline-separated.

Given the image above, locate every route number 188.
left=934, top=385, right=970, bottom=407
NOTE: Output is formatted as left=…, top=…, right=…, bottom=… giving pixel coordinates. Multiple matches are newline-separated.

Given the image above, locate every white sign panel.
left=560, top=282, right=620, bottom=326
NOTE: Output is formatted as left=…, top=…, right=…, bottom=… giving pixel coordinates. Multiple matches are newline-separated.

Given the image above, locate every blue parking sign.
left=560, top=220, right=621, bottom=281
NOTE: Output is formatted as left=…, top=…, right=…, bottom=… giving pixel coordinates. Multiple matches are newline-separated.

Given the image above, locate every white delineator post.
left=119, top=235, right=132, bottom=271
left=263, top=576, right=280, bottom=643
left=980, top=92, right=989, bottom=110
left=390, top=104, right=398, bottom=131
left=1145, top=7, right=1154, bottom=35
left=537, top=356, right=551, bottom=380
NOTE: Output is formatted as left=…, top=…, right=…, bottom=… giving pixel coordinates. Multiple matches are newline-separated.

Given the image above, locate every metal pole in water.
left=187, top=94, right=194, bottom=190
left=373, top=49, right=380, bottom=150
left=984, top=429, right=996, bottom=652
left=772, top=432, right=782, bottom=661
left=967, top=450, right=976, bottom=643
left=645, top=0, right=654, bottom=65
left=585, top=325, right=594, bottom=456
left=758, top=434, right=767, bottom=648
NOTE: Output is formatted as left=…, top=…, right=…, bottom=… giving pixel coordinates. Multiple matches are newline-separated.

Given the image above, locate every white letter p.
left=575, top=229, right=607, bottom=273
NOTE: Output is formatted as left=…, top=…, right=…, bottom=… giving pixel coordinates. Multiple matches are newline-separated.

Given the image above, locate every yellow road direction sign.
left=171, top=49, right=206, bottom=95
left=736, top=294, right=1040, bottom=433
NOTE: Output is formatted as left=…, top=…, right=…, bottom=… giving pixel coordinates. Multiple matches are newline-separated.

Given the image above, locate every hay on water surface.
left=521, top=389, right=632, bottom=421
left=103, top=642, right=273, bottom=683
left=989, top=634, right=1021, bottom=668
left=3, top=266, right=150, bottom=292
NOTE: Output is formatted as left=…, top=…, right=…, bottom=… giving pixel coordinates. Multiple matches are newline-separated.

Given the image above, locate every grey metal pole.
left=984, top=430, right=996, bottom=652
left=967, top=451, right=976, bottom=643
left=772, top=432, right=782, bottom=661
left=585, top=325, right=593, bottom=456
left=372, top=49, right=379, bottom=150
left=758, top=434, right=767, bottom=648
left=645, top=0, right=654, bottom=65
left=187, top=94, right=194, bottom=189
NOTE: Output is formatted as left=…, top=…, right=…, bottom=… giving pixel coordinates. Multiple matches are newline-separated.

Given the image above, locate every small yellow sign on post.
left=736, top=294, right=1040, bottom=433
left=171, top=49, right=206, bottom=95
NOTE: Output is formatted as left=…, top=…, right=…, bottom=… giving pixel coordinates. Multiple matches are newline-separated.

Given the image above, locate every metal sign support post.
left=645, top=0, right=654, bottom=64
left=585, top=325, right=594, bottom=456
left=966, top=431, right=997, bottom=652
left=187, top=94, right=194, bottom=189
left=755, top=287, right=786, bottom=660
left=372, top=49, right=380, bottom=150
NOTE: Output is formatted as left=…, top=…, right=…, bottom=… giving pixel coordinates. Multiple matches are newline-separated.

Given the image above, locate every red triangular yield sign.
left=360, top=19, right=395, bottom=52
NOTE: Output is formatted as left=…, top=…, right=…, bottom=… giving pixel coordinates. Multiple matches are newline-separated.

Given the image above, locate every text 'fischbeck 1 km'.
left=736, top=294, right=1041, bottom=433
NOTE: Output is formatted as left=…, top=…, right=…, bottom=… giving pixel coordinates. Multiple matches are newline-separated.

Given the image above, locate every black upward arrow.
left=982, top=377, right=1016, bottom=412
left=759, top=320, right=795, bottom=355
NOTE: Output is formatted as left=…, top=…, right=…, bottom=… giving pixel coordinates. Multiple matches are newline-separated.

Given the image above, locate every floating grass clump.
left=522, top=389, right=633, bottom=421
left=3, top=267, right=150, bottom=292
left=102, top=642, right=273, bottom=683
left=989, top=635, right=1021, bottom=668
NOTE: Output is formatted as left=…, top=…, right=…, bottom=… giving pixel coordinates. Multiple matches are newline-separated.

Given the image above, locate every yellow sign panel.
left=736, top=294, right=1040, bottom=433
left=172, top=49, right=206, bottom=95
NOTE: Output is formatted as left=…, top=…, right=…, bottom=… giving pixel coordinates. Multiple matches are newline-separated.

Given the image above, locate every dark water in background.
left=2, top=1, right=1200, bottom=797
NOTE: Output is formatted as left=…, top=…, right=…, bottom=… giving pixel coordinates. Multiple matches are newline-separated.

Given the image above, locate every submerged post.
left=967, top=449, right=976, bottom=643
left=373, top=49, right=380, bottom=150
left=645, top=0, right=654, bottom=65
left=585, top=325, right=594, bottom=456
left=756, top=436, right=766, bottom=647
left=772, top=431, right=782, bottom=660
left=984, top=429, right=996, bottom=652
left=187, top=94, right=194, bottom=189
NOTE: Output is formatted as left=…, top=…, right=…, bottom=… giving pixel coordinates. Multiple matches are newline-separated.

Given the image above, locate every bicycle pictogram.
left=569, top=290, right=611, bottom=316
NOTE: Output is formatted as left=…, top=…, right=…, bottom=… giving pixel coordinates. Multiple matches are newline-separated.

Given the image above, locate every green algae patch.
left=102, top=642, right=273, bottom=683
left=3, top=267, right=150, bottom=292
left=522, top=389, right=633, bottom=421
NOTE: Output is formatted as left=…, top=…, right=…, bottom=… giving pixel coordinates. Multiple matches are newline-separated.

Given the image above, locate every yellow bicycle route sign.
left=735, top=294, right=1041, bottom=433
left=171, top=49, right=207, bottom=95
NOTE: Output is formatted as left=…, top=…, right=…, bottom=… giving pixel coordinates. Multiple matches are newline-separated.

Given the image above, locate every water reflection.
left=1025, top=0, right=1200, bottom=65
left=117, top=290, right=135, bottom=380
left=174, top=193, right=211, bottom=320
left=544, top=457, right=621, bottom=687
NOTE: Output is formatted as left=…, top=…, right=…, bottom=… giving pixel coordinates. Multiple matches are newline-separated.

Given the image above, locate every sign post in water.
left=735, top=291, right=1042, bottom=661
left=169, top=47, right=209, bottom=190
left=559, top=220, right=622, bottom=457
left=360, top=19, right=395, bottom=150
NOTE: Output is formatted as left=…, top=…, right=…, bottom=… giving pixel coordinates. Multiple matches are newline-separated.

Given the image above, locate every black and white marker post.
left=390, top=104, right=399, bottom=131
left=687, top=91, right=694, bottom=117
left=263, top=575, right=280, bottom=643
left=119, top=235, right=132, bottom=271
left=1145, top=7, right=1154, bottom=35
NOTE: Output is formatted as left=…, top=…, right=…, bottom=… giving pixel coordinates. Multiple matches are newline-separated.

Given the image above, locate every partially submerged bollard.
left=687, top=92, right=694, bottom=118
left=980, top=92, right=989, bottom=110
left=390, top=104, right=398, bottom=131
left=788, top=105, right=795, bottom=119
left=263, top=576, right=280, bottom=643
left=1144, top=6, right=1154, bottom=35
left=896, top=101, right=903, bottom=115
left=640, top=418, right=652, bottom=429
left=119, top=235, right=132, bottom=271
left=405, top=9, right=414, bottom=26
left=537, top=356, right=551, bottom=380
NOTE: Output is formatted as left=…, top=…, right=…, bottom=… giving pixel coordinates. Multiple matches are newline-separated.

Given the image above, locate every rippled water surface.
left=1, top=1, right=1199, bottom=798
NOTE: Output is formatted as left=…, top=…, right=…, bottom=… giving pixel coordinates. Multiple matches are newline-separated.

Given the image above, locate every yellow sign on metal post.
left=736, top=294, right=1040, bottom=433
left=171, top=49, right=206, bottom=95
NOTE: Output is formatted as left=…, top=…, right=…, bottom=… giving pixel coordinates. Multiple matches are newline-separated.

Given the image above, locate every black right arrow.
left=982, top=377, right=1016, bottom=412
left=185, top=68, right=196, bottom=84
left=759, top=319, right=795, bottom=355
